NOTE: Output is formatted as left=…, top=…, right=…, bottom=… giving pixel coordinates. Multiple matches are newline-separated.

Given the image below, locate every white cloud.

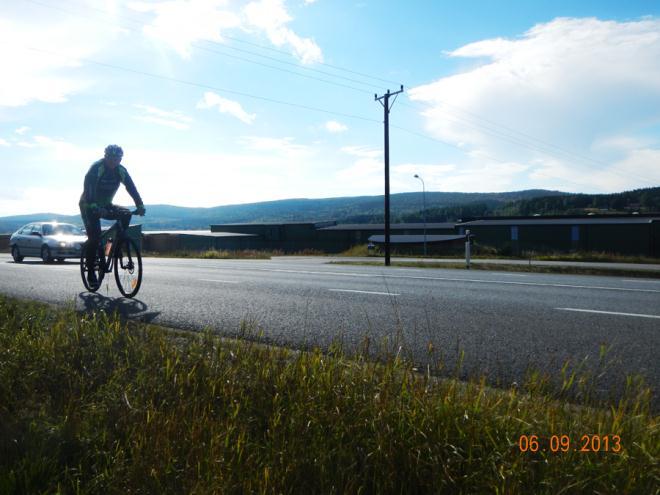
left=197, top=91, right=256, bottom=124
left=335, top=146, right=383, bottom=189
left=0, top=139, right=10, bottom=147
left=133, top=104, right=193, bottom=130
left=325, top=120, right=347, bottom=133
left=0, top=12, right=119, bottom=107
left=128, top=0, right=241, bottom=58
left=239, top=136, right=313, bottom=158
left=341, top=145, right=381, bottom=159
left=243, top=0, right=323, bottom=64
left=15, top=126, right=30, bottom=135
left=409, top=17, right=660, bottom=192
left=128, top=0, right=322, bottom=64
left=13, top=135, right=92, bottom=162
left=120, top=145, right=323, bottom=208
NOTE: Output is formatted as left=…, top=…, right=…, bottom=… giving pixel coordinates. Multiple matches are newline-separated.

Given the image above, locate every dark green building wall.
left=142, top=233, right=262, bottom=252
left=459, top=221, right=658, bottom=256
left=205, top=220, right=660, bottom=257
left=584, top=224, right=651, bottom=255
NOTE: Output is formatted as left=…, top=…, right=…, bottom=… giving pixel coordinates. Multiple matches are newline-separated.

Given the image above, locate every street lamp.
left=414, top=174, right=427, bottom=256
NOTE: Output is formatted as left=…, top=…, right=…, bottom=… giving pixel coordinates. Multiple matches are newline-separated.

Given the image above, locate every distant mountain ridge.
left=399, top=186, right=660, bottom=222
left=7, top=187, right=659, bottom=233
left=0, top=190, right=565, bottom=233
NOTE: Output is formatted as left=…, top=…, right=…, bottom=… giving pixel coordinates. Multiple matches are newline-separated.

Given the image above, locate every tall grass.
left=0, top=295, right=657, bottom=494
left=331, top=259, right=660, bottom=278
left=143, top=249, right=280, bottom=259
left=144, top=248, right=326, bottom=259
left=338, top=245, right=660, bottom=264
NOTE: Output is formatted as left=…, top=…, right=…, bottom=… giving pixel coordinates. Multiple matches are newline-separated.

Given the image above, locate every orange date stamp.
left=518, top=434, right=622, bottom=453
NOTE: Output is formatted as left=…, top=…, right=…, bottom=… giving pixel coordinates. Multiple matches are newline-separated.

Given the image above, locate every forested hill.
left=0, top=189, right=562, bottom=233
left=400, top=186, right=660, bottom=222
left=1, top=187, right=657, bottom=233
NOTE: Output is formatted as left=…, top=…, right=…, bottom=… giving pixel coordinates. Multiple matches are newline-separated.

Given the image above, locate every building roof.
left=212, top=221, right=335, bottom=228
left=368, top=234, right=466, bottom=244
left=319, top=222, right=456, bottom=231
left=143, top=230, right=257, bottom=238
left=458, top=217, right=660, bottom=226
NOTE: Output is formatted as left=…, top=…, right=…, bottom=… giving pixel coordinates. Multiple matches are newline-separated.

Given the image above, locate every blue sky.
left=1, top=0, right=659, bottom=216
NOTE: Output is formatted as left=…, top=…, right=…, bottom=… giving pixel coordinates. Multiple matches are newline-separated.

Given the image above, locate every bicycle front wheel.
left=114, top=237, right=142, bottom=298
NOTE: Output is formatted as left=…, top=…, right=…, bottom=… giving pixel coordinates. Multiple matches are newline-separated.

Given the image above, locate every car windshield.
left=42, top=224, right=84, bottom=236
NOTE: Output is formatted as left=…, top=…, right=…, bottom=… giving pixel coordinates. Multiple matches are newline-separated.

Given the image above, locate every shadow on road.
left=78, top=292, right=161, bottom=324
left=5, top=260, right=75, bottom=265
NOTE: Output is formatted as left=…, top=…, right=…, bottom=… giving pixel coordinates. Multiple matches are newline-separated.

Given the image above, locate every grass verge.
left=338, top=245, right=660, bottom=265
left=143, top=248, right=326, bottom=260
left=143, top=249, right=279, bottom=259
left=331, top=260, right=660, bottom=278
left=0, top=295, right=657, bottom=494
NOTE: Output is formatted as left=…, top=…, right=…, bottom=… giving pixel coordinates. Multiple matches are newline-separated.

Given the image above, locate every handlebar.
left=95, top=207, right=145, bottom=217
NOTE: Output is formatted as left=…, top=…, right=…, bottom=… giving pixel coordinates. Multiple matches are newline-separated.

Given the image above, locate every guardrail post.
left=465, top=229, right=471, bottom=269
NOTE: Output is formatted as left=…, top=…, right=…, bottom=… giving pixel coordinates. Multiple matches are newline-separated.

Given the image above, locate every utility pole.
left=375, top=85, right=404, bottom=266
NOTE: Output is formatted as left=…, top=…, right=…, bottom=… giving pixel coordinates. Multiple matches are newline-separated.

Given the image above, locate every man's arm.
left=120, top=167, right=145, bottom=211
left=82, top=163, right=99, bottom=206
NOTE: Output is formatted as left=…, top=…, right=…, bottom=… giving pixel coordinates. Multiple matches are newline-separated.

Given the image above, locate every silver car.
left=10, top=222, right=87, bottom=263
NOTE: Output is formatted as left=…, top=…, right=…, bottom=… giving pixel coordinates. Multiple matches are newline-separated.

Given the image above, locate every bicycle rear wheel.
left=114, top=237, right=142, bottom=298
left=80, top=241, right=105, bottom=292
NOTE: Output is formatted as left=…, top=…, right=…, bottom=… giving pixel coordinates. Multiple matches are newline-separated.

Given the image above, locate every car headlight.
left=59, top=242, right=67, bottom=247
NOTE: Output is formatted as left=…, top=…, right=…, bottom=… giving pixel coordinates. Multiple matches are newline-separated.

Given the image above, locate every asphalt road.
left=1, top=253, right=658, bottom=401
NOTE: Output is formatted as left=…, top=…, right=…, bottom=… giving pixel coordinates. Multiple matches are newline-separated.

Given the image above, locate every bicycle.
left=80, top=208, right=143, bottom=298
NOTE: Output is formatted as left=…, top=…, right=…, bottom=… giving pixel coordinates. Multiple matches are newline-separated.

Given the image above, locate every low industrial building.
left=210, top=222, right=456, bottom=253
left=4, top=215, right=659, bottom=258
left=142, top=230, right=259, bottom=252
left=457, top=215, right=660, bottom=257
left=367, top=234, right=467, bottom=255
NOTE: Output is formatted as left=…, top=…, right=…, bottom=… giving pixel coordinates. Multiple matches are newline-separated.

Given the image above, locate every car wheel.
left=57, top=258, right=65, bottom=263
left=41, top=245, right=53, bottom=263
left=11, top=245, right=24, bottom=263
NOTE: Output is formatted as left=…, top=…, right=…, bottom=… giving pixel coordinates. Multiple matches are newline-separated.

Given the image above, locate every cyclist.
left=79, top=144, right=145, bottom=287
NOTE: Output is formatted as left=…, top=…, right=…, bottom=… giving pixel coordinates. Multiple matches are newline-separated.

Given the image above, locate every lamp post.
left=414, top=174, right=427, bottom=256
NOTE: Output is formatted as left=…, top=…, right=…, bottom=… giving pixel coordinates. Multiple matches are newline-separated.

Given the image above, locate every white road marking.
left=1, top=263, right=71, bottom=272
left=557, top=308, right=660, bottom=319
left=329, top=289, right=400, bottom=296
left=31, top=258, right=660, bottom=294
left=622, top=279, right=660, bottom=284
left=237, top=268, right=660, bottom=294
left=199, top=279, right=239, bottom=284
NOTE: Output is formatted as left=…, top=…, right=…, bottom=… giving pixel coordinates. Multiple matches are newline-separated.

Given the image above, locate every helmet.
left=104, top=144, right=124, bottom=158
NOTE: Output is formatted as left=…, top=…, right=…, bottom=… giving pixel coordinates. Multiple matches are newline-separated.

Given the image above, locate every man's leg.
left=105, top=205, right=132, bottom=232
left=81, top=206, right=101, bottom=277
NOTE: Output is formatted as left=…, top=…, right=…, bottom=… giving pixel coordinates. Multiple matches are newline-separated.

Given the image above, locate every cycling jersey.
left=79, top=159, right=143, bottom=209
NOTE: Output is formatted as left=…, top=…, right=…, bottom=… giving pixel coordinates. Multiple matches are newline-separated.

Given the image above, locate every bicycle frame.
left=99, top=220, right=129, bottom=273
left=81, top=207, right=143, bottom=297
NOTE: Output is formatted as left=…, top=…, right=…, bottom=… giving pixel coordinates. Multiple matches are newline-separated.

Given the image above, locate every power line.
left=401, top=100, right=659, bottom=185
left=24, top=0, right=392, bottom=93
left=8, top=42, right=380, bottom=124
left=219, top=34, right=402, bottom=87
left=14, top=0, right=656, bottom=192
left=22, top=0, right=378, bottom=96
left=58, top=0, right=403, bottom=87
left=390, top=125, right=612, bottom=193
left=3, top=39, right=614, bottom=194
left=24, top=0, right=657, bottom=187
